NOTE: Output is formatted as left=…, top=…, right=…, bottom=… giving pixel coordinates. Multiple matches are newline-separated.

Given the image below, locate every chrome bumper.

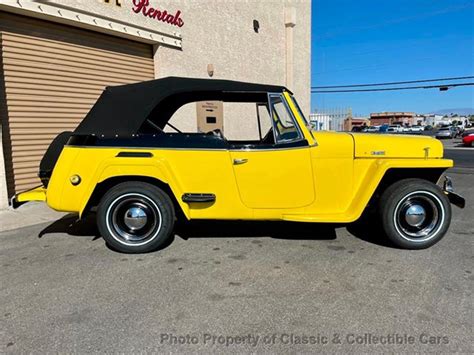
left=443, top=176, right=465, bottom=209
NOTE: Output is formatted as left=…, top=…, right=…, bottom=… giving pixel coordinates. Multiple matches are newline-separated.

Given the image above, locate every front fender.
left=347, top=158, right=453, bottom=222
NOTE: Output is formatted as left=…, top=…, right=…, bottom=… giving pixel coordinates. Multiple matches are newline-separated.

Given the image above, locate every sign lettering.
left=132, top=0, right=184, bottom=27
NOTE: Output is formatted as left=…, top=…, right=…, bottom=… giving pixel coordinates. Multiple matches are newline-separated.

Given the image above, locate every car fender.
left=345, top=158, right=453, bottom=222
left=79, top=158, right=189, bottom=219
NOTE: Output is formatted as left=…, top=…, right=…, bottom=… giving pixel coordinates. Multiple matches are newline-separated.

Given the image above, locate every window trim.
left=267, top=92, right=306, bottom=146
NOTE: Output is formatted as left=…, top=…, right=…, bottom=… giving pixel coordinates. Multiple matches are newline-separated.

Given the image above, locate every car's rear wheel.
left=97, top=182, right=175, bottom=253
left=379, top=178, right=451, bottom=249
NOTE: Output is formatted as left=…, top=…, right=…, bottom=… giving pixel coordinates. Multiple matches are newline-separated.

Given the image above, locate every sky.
left=311, top=0, right=474, bottom=116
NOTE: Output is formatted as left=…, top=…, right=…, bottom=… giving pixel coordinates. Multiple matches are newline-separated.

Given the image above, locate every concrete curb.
left=0, top=202, right=66, bottom=233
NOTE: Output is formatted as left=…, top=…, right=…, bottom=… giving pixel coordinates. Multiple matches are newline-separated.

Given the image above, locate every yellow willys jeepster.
left=13, top=77, right=465, bottom=253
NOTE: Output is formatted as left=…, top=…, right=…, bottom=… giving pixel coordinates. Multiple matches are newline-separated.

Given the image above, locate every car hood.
left=349, top=133, right=444, bottom=158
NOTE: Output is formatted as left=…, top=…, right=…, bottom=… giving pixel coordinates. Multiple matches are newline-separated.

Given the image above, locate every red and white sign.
left=132, top=0, right=184, bottom=27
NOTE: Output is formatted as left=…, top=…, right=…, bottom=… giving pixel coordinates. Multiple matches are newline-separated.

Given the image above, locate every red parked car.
left=462, top=131, right=474, bottom=147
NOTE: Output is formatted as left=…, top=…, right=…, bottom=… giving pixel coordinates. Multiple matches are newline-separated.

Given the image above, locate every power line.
left=311, top=82, right=474, bottom=93
left=312, top=76, right=474, bottom=89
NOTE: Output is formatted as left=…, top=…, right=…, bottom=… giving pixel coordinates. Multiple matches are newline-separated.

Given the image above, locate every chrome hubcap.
left=106, top=193, right=162, bottom=246
left=124, top=206, right=148, bottom=230
left=394, top=191, right=444, bottom=241
left=405, top=204, right=426, bottom=227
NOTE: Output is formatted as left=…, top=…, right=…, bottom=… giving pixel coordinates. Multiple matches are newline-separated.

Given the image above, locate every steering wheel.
left=207, top=129, right=224, bottom=139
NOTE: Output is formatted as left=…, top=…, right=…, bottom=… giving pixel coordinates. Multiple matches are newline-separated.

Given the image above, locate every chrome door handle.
left=233, top=158, right=248, bottom=165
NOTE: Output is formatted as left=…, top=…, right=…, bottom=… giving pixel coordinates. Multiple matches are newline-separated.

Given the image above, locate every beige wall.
left=45, top=0, right=311, bottom=114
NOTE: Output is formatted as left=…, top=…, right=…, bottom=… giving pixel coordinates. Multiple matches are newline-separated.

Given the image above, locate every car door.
left=230, top=94, right=315, bottom=209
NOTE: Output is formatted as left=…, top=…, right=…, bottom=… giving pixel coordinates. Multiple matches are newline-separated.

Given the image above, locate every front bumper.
left=443, top=176, right=465, bottom=209
left=11, top=186, right=47, bottom=209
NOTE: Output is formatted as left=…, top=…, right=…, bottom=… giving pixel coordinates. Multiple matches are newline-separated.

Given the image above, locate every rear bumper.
left=11, top=186, right=47, bottom=209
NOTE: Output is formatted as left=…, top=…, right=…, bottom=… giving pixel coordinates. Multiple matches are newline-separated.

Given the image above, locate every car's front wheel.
left=379, top=178, right=451, bottom=249
left=97, top=182, right=175, bottom=253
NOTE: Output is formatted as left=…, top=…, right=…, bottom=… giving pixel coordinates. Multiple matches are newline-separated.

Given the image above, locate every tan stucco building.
left=0, top=0, right=312, bottom=208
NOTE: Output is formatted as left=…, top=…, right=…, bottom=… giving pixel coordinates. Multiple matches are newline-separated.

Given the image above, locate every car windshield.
left=288, top=95, right=309, bottom=126
left=269, top=94, right=303, bottom=143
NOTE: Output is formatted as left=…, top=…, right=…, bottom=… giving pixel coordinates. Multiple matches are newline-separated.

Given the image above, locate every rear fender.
left=78, top=161, right=189, bottom=218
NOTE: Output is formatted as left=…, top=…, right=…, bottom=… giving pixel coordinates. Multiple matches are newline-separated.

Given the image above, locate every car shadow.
left=174, top=220, right=338, bottom=241
left=38, top=213, right=396, bottom=251
left=38, top=213, right=101, bottom=240
left=346, top=219, right=396, bottom=248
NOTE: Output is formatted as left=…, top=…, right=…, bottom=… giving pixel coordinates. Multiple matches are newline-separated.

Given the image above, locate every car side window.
left=268, top=94, right=303, bottom=144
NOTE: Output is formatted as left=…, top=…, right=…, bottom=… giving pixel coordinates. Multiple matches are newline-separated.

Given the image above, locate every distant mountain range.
left=429, top=108, right=474, bottom=116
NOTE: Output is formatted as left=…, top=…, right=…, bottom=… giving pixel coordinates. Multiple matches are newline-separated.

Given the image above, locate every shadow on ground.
left=175, top=220, right=338, bottom=241
left=38, top=213, right=395, bottom=251
left=346, top=220, right=395, bottom=248
left=39, top=213, right=100, bottom=240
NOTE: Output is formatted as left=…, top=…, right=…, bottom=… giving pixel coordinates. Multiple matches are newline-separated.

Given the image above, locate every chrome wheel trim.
left=124, top=206, right=148, bottom=230
left=105, top=193, right=163, bottom=247
left=393, top=191, right=445, bottom=243
left=405, top=204, right=426, bottom=227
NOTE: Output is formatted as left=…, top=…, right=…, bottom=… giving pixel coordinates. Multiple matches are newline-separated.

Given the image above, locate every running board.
left=182, top=193, right=216, bottom=203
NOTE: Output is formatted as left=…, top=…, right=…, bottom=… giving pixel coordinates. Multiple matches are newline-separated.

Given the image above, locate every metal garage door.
left=0, top=12, right=155, bottom=196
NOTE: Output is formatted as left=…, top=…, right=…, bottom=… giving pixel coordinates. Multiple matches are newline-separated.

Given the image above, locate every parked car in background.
left=367, top=126, right=380, bottom=133
left=462, top=131, right=474, bottom=147
left=387, top=124, right=403, bottom=133
left=402, top=126, right=411, bottom=133
left=453, top=126, right=463, bottom=138
left=379, top=124, right=389, bottom=133
left=410, top=125, right=424, bottom=133
left=351, top=126, right=368, bottom=132
left=436, top=127, right=456, bottom=139
left=424, top=125, right=433, bottom=131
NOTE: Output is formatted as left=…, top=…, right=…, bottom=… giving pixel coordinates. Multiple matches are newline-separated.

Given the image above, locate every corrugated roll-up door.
left=0, top=12, right=155, bottom=196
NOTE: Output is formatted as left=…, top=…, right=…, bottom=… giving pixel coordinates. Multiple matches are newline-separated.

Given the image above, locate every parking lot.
left=0, top=148, right=472, bottom=353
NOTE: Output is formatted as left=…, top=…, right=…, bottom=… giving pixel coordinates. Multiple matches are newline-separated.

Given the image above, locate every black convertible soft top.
left=74, top=77, right=288, bottom=136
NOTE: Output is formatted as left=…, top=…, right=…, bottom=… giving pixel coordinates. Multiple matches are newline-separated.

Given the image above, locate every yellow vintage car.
left=13, top=77, right=465, bottom=253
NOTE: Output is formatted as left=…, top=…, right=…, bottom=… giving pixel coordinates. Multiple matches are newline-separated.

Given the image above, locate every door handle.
left=233, top=158, right=248, bottom=165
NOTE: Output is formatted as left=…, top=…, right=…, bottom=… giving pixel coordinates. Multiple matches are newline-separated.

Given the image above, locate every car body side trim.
left=182, top=193, right=216, bottom=203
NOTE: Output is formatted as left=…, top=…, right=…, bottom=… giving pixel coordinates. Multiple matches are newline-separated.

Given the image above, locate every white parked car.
left=410, top=125, right=424, bottom=133
left=387, top=124, right=403, bottom=133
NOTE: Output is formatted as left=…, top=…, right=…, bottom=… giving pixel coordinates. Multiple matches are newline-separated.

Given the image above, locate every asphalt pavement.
left=0, top=150, right=473, bottom=353
left=440, top=137, right=474, bottom=169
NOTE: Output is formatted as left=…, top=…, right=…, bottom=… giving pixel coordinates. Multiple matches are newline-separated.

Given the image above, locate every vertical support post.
left=285, top=6, right=296, bottom=91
